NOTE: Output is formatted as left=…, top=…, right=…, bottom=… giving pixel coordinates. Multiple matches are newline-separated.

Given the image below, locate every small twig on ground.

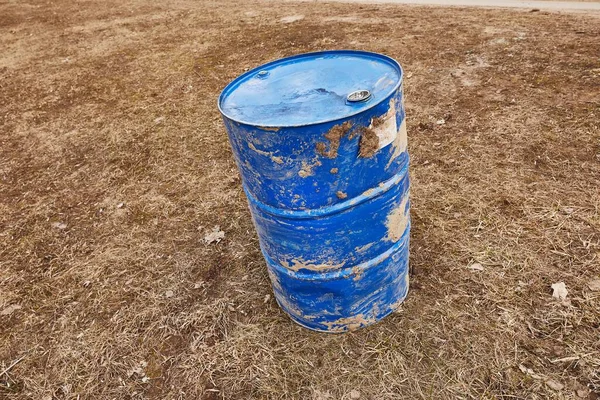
left=550, top=356, right=580, bottom=364
left=0, top=347, right=36, bottom=377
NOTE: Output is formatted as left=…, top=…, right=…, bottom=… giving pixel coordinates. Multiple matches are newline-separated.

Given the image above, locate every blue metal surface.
left=219, top=50, right=410, bottom=332
left=220, top=51, right=401, bottom=127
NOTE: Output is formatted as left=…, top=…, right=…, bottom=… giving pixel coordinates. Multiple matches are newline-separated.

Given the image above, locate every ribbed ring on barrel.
left=243, top=161, right=409, bottom=220
left=261, top=222, right=410, bottom=281
left=277, top=275, right=410, bottom=333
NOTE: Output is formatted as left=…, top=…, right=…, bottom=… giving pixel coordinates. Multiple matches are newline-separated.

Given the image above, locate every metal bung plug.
left=257, top=70, right=270, bottom=79
left=347, top=89, right=372, bottom=103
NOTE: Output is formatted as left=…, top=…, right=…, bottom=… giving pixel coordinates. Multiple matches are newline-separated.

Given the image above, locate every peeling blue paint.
left=219, top=50, right=410, bottom=332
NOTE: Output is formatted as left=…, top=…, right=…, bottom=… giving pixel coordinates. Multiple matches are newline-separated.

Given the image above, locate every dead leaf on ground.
left=518, top=364, right=543, bottom=380
left=588, top=279, right=600, bottom=291
left=204, top=226, right=225, bottom=244
left=312, top=390, right=333, bottom=400
left=545, top=380, right=564, bottom=391
left=468, top=262, right=484, bottom=271
left=1, top=304, right=22, bottom=316
left=51, top=222, right=67, bottom=230
left=577, top=389, right=589, bottom=398
left=128, top=361, right=148, bottom=379
left=551, top=282, right=568, bottom=300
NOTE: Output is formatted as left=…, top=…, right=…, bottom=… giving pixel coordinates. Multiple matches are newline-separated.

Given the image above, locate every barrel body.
left=219, top=51, right=410, bottom=332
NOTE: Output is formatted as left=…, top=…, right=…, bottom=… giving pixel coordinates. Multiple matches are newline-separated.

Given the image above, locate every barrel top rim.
left=218, top=50, right=403, bottom=129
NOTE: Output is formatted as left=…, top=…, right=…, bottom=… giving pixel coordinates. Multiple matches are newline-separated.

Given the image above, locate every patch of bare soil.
left=1, top=0, right=599, bottom=399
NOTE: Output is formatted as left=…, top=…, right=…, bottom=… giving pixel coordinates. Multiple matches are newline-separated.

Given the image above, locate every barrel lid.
left=218, top=50, right=402, bottom=128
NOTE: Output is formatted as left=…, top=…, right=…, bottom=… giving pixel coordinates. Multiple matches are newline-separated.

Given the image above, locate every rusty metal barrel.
left=218, top=50, right=409, bottom=332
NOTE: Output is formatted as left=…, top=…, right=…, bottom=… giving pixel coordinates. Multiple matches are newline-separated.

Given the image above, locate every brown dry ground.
left=1, top=0, right=600, bottom=399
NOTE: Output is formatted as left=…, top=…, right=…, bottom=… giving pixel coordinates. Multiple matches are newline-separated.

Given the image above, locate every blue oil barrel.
left=219, top=50, right=409, bottom=332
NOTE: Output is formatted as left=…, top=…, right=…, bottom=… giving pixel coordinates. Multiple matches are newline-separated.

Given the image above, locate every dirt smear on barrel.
left=385, top=195, right=410, bottom=242
left=316, top=121, right=353, bottom=158
left=322, top=314, right=377, bottom=332
left=281, top=258, right=346, bottom=272
left=359, top=114, right=390, bottom=158
left=358, top=126, right=380, bottom=157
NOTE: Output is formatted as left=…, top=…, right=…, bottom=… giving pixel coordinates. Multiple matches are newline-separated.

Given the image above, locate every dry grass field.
left=1, top=0, right=599, bottom=398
